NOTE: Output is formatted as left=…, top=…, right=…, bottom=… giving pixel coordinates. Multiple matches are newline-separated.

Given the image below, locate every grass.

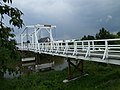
left=0, top=61, right=120, bottom=90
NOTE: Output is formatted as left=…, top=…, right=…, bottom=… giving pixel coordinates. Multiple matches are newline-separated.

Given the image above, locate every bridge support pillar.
left=67, top=58, right=84, bottom=80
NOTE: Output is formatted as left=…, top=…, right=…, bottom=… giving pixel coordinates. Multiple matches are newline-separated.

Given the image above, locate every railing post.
left=82, top=41, right=84, bottom=51
left=92, top=41, right=95, bottom=51
left=41, top=43, right=44, bottom=52
left=50, top=41, right=53, bottom=52
left=34, top=43, right=35, bottom=51
left=88, top=41, right=90, bottom=56
left=85, top=41, right=90, bottom=58
left=106, top=41, right=108, bottom=59
left=56, top=42, right=59, bottom=53
left=63, top=41, right=68, bottom=54
left=102, top=40, right=108, bottom=60
left=73, top=41, right=77, bottom=55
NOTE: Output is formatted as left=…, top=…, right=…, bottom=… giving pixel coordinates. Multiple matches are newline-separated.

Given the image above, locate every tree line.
left=81, top=28, right=120, bottom=40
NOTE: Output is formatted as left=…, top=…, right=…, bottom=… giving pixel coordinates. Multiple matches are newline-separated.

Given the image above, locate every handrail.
left=18, top=38, right=120, bottom=65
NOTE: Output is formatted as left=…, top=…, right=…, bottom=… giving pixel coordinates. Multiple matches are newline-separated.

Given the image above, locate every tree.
left=117, top=32, right=120, bottom=37
left=95, top=27, right=113, bottom=39
left=0, top=0, right=24, bottom=69
left=81, top=35, right=95, bottom=40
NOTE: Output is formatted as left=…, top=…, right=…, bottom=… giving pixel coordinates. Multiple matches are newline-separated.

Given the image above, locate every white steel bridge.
left=18, top=24, right=120, bottom=80
left=18, top=24, right=120, bottom=66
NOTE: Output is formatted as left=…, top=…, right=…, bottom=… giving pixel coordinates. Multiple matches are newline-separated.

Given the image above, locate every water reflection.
left=36, top=55, right=68, bottom=71
left=22, top=54, right=68, bottom=71
left=3, top=69, right=22, bottom=79
left=53, top=59, right=68, bottom=71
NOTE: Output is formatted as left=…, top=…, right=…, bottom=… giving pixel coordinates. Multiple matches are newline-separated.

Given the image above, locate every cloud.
left=13, top=0, right=74, bottom=18
left=11, top=0, right=120, bottom=42
left=106, top=15, right=112, bottom=22
left=98, top=15, right=112, bottom=23
left=97, top=18, right=103, bottom=22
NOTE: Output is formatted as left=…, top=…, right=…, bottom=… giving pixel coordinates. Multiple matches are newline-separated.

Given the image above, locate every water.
left=53, top=58, right=68, bottom=71
left=21, top=51, right=69, bottom=71
left=36, top=55, right=68, bottom=71
left=3, top=69, right=22, bottom=79
left=2, top=54, right=68, bottom=79
left=22, top=54, right=68, bottom=71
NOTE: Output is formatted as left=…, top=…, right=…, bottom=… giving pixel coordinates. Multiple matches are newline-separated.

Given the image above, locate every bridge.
left=18, top=24, right=120, bottom=80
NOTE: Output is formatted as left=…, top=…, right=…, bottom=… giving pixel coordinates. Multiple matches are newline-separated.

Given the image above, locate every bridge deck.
left=18, top=38, right=120, bottom=65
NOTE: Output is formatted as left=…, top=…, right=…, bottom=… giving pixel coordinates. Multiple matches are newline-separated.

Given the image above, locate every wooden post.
left=80, top=60, right=83, bottom=74
left=35, top=53, right=39, bottom=64
left=67, top=58, right=84, bottom=80
left=67, top=58, right=71, bottom=80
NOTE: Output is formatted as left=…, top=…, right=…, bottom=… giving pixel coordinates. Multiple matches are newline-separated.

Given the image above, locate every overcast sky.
left=12, top=0, right=120, bottom=42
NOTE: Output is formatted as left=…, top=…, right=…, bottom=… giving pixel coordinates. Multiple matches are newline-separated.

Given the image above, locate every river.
left=22, top=53, right=68, bottom=71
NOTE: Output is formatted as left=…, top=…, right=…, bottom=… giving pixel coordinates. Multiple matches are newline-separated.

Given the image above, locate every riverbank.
left=0, top=61, right=120, bottom=90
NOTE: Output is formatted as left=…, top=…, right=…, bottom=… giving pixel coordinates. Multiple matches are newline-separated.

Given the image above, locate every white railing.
left=18, top=38, right=120, bottom=65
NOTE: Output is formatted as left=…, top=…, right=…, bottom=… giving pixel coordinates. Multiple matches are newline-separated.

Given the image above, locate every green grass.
left=0, top=61, right=120, bottom=90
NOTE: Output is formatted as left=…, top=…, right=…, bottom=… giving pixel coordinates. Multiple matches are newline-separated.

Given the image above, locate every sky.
left=11, top=0, right=120, bottom=42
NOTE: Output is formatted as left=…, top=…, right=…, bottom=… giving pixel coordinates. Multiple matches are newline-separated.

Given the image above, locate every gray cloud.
left=12, top=0, right=120, bottom=42
left=106, top=15, right=112, bottom=22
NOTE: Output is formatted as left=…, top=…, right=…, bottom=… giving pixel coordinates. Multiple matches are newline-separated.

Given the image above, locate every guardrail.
left=18, top=38, right=120, bottom=65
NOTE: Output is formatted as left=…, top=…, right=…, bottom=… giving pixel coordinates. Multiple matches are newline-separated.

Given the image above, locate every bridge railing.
left=19, top=38, right=120, bottom=60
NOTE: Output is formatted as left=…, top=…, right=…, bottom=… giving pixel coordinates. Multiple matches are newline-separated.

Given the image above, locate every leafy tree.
left=81, top=28, right=118, bottom=45
left=0, top=0, right=24, bottom=69
left=81, top=35, right=87, bottom=40
left=117, top=32, right=120, bottom=37
left=81, top=35, right=95, bottom=40
left=95, top=28, right=114, bottom=39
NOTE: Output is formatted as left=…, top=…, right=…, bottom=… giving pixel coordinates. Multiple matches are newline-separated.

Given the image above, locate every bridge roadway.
left=18, top=38, right=120, bottom=65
